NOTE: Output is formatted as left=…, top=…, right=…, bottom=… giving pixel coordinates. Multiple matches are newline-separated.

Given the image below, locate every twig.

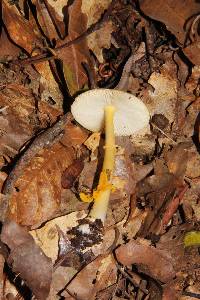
left=151, top=122, right=177, bottom=144
left=182, top=291, right=200, bottom=299
left=2, top=113, right=71, bottom=195
left=116, top=264, right=148, bottom=294
left=12, top=0, right=116, bottom=66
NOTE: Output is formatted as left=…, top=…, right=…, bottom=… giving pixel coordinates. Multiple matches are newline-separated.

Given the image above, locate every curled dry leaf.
left=1, top=220, right=52, bottom=300
left=7, top=121, right=88, bottom=228
left=115, top=239, right=176, bottom=283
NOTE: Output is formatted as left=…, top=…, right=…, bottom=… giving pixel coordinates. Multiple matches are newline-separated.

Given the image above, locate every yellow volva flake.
left=79, top=171, right=115, bottom=203
left=79, top=192, right=93, bottom=203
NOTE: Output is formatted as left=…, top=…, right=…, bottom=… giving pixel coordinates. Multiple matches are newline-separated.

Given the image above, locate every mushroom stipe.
left=72, top=89, right=150, bottom=224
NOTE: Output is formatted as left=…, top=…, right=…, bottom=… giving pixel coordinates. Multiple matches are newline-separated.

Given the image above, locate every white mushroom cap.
left=71, top=89, right=150, bottom=136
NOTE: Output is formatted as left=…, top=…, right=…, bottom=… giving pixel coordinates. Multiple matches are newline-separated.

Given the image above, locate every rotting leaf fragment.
left=1, top=220, right=53, bottom=300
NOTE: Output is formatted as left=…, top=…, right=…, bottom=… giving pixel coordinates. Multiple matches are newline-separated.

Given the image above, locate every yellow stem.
left=89, top=105, right=116, bottom=222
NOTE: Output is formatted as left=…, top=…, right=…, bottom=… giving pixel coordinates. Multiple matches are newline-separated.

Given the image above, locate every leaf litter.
left=0, top=0, right=200, bottom=299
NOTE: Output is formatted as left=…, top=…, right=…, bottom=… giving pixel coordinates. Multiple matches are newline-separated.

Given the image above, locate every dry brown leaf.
left=183, top=41, right=200, bottom=66
left=84, top=132, right=101, bottom=160
left=1, top=220, right=52, bottom=300
left=61, top=159, right=84, bottom=189
left=165, top=142, right=191, bottom=179
left=182, top=179, right=200, bottom=221
left=7, top=143, right=75, bottom=227
left=33, top=0, right=66, bottom=40
left=2, top=0, right=63, bottom=108
left=115, top=238, right=176, bottom=283
left=2, top=0, right=42, bottom=53
left=81, top=0, right=113, bottom=62
left=0, top=80, right=59, bottom=160
left=7, top=122, right=88, bottom=228
left=63, top=254, right=117, bottom=300
left=146, top=63, right=177, bottom=124
left=31, top=211, right=87, bottom=263
left=139, top=0, right=200, bottom=44
left=57, top=0, right=91, bottom=96
left=0, top=27, right=21, bottom=60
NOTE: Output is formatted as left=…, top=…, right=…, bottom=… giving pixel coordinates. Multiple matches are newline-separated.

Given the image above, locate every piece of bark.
left=115, top=239, right=176, bottom=283
left=1, top=220, right=52, bottom=300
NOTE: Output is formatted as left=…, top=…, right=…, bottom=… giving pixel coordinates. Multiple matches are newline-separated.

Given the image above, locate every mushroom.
left=71, top=89, right=150, bottom=224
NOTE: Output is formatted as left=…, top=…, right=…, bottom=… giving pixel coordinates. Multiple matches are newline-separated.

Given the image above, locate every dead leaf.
left=2, top=0, right=64, bottom=108
left=33, top=0, right=66, bottom=40
left=2, top=0, right=42, bottom=53
left=146, top=63, right=178, bottom=124
left=0, top=72, right=61, bottom=161
left=184, top=40, right=200, bottom=66
left=57, top=0, right=91, bottom=95
left=84, top=132, right=101, bottom=160
left=63, top=254, right=117, bottom=300
left=115, top=238, right=176, bottom=283
left=0, top=27, right=21, bottom=60
left=61, top=159, right=84, bottom=189
left=7, top=121, right=88, bottom=228
left=165, top=142, right=191, bottom=179
left=81, top=0, right=113, bottom=62
left=139, top=0, right=200, bottom=44
left=1, top=220, right=52, bottom=300
left=31, top=211, right=87, bottom=263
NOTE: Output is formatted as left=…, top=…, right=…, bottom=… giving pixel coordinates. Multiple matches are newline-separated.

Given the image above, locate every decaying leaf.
left=0, top=27, right=21, bottom=60
left=31, top=211, right=87, bottom=263
left=146, top=62, right=177, bottom=125
left=2, top=0, right=63, bottom=108
left=61, top=159, right=84, bottom=189
left=1, top=220, right=53, bottom=300
left=81, top=0, right=114, bottom=62
left=0, top=66, right=62, bottom=162
left=32, top=0, right=66, bottom=40
left=57, top=0, right=92, bottom=96
left=6, top=121, right=88, bottom=228
left=2, top=0, right=42, bottom=53
left=63, top=254, right=117, bottom=300
left=84, top=132, right=101, bottom=160
left=7, top=142, right=74, bottom=227
left=139, top=0, right=200, bottom=44
left=115, top=238, right=176, bottom=283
